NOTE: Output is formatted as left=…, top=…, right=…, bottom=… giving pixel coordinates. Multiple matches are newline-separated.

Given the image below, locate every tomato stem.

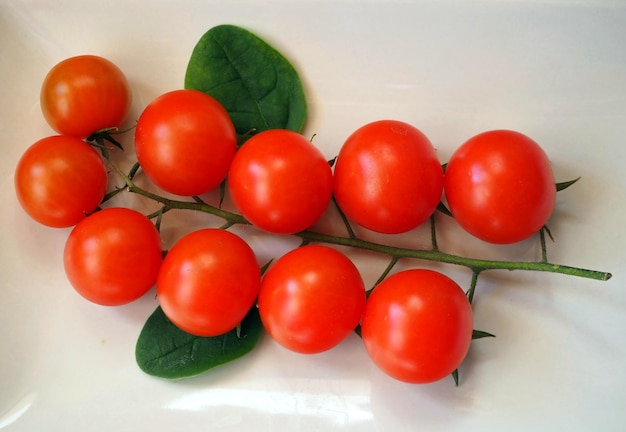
left=294, top=230, right=611, bottom=281
left=104, top=156, right=612, bottom=284
left=154, top=207, right=164, bottom=232
left=540, top=227, right=548, bottom=263
left=372, top=257, right=400, bottom=295
left=466, top=271, right=481, bottom=304
left=332, top=195, right=357, bottom=239
left=430, top=213, right=439, bottom=251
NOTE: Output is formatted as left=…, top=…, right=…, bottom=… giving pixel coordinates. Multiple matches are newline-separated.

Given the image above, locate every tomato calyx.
left=86, top=125, right=138, bottom=151
left=87, top=128, right=122, bottom=150
left=556, top=177, right=581, bottom=192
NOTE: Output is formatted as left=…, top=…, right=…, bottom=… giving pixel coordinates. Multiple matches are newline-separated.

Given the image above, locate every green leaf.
left=184, top=24, right=307, bottom=141
left=135, top=306, right=264, bottom=380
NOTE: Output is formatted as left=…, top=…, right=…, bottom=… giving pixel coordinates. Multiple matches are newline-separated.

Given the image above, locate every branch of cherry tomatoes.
left=91, top=126, right=612, bottom=385
left=15, top=49, right=613, bottom=386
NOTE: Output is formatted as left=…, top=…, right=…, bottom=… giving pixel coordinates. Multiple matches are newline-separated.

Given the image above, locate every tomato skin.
left=40, top=55, right=131, bottom=138
left=64, top=208, right=163, bottom=306
left=228, top=129, right=333, bottom=234
left=135, top=89, right=237, bottom=196
left=157, top=229, right=260, bottom=337
left=258, top=245, right=366, bottom=354
left=444, top=130, right=556, bottom=244
left=333, top=120, right=444, bottom=234
left=14, top=135, right=108, bottom=228
left=361, top=269, right=473, bottom=384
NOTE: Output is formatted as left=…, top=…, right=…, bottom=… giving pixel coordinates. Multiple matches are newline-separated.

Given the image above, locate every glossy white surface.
left=1, top=1, right=625, bottom=430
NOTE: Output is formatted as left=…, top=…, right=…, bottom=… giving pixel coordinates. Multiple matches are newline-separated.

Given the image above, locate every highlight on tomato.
left=257, top=245, right=366, bottom=354
left=444, top=129, right=556, bottom=244
left=134, top=89, right=237, bottom=196
left=333, top=120, right=444, bottom=234
left=63, top=208, right=163, bottom=306
left=361, top=269, right=473, bottom=384
left=14, top=135, right=108, bottom=228
left=40, top=55, right=132, bottom=138
left=156, top=228, right=261, bottom=337
left=227, top=129, right=333, bottom=235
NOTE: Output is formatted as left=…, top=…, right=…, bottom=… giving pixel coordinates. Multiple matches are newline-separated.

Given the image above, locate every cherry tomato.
left=134, top=89, right=237, bottom=196
left=64, top=208, right=163, bottom=306
left=361, top=269, right=473, bottom=384
left=157, top=229, right=260, bottom=337
left=228, top=129, right=333, bottom=234
left=40, top=55, right=132, bottom=138
left=333, top=120, right=444, bottom=234
left=14, top=135, right=108, bottom=228
left=258, top=245, right=366, bottom=354
left=444, top=130, right=556, bottom=244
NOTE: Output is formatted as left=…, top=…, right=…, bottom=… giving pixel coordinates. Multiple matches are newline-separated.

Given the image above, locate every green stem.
left=371, top=257, right=400, bottom=294
left=430, top=213, right=439, bottom=251
left=466, top=271, right=481, bottom=304
left=104, top=157, right=612, bottom=283
left=332, top=195, right=356, bottom=239
left=540, top=227, right=548, bottom=263
left=295, top=230, right=611, bottom=281
left=101, top=186, right=126, bottom=203
left=128, top=183, right=249, bottom=225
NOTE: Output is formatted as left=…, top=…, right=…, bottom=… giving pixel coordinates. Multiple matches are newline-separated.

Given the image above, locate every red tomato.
left=40, top=55, right=131, bottom=138
left=333, top=120, right=444, bottom=234
left=135, top=89, right=237, bottom=196
left=14, top=135, right=108, bottom=228
left=361, top=269, right=473, bottom=384
left=258, top=245, right=366, bottom=354
left=444, top=130, right=556, bottom=244
left=228, top=129, right=333, bottom=234
left=64, top=208, right=163, bottom=306
left=157, top=229, right=260, bottom=337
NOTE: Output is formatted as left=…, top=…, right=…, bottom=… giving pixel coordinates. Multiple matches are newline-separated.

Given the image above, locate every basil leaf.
left=135, top=306, right=263, bottom=380
left=184, top=24, right=307, bottom=141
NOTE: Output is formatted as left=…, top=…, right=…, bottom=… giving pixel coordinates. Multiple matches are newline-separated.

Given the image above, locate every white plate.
left=2, top=1, right=625, bottom=431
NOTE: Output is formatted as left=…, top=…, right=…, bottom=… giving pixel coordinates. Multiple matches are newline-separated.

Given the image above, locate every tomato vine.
left=103, top=151, right=611, bottom=287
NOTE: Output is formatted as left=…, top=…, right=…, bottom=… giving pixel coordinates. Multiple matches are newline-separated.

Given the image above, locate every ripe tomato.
left=157, top=229, right=260, bottom=337
left=444, top=130, right=556, bottom=244
left=40, top=55, right=131, bottom=138
left=14, top=135, right=108, bottom=228
left=135, top=89, right=237, bottom=196
left=227, top=129, right=333, bottom=234
left=333, top=120, right=444, bottom=234
left=361, top=269, right=473, bottom=384
left=258, top=245, right=366, bottom=354
left=64, top=208, right=163, bottom=306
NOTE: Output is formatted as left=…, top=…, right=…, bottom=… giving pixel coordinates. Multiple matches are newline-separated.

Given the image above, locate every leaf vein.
left=212, top=34, right=272, bottom=129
